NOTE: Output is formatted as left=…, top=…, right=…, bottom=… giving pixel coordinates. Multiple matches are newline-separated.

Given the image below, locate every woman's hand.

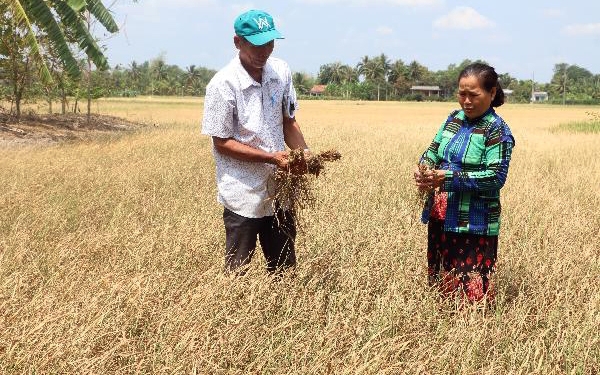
left=414, top=165, right=429, bottom=191
left=414, top=166, right=444, bottom=191
left=430, top=169, right=445, bottom=189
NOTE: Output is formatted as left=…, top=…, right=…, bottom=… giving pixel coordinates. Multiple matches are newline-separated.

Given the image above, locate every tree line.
left=2, top=2, right=600, bottom=123
left=306, top=55, right=600, bottom=104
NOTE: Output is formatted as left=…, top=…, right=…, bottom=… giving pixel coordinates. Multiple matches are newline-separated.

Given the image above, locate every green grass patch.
left=552, top=120, right=600, bottom=133
left=553, top=110, right=600, bottom=133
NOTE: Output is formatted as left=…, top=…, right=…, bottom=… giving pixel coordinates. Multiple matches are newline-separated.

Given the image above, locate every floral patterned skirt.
left=427, top=218, right=497, bottom=303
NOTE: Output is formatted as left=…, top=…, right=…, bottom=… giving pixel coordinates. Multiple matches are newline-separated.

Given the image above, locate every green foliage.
left=553, top=121, right=600, bottom=133
left=548, top=63, right=600, bottom=105
left=0, top=5, right=42, bottom=116
left=317, top=62, right=356, bottom=85
left=292, top=71, right=315, bottom=96
left=552, top=112, right=600, bottom=133
left=313, top=57, right=530, bottom=102
left=84, top=57, right=217, bottom=98
left=3, top=0, right=119, bottom=82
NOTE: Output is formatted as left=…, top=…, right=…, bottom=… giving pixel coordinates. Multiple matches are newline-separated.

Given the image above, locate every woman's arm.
left=431, top=123, right=515, bottom=192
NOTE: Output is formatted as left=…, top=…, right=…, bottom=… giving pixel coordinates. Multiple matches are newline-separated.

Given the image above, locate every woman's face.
left=457, top=75, right=496, bottom=120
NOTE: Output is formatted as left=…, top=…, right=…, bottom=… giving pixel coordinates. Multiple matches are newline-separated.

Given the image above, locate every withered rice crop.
left=269, top=148, right=341, bottom=225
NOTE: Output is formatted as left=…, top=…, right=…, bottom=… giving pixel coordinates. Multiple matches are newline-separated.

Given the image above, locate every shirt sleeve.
left=201, top=81, right=236, bottom=138
left=419, top=121, right=446, bottom=168
left=282, top=64, right=298, bottom=118
left=442, top=121, right=515, bottom=192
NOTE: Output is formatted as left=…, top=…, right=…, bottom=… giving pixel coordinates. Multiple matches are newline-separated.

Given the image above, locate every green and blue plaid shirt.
left=420, top=108, right=515, bottom=236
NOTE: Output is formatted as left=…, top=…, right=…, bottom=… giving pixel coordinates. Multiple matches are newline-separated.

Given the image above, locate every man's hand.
left=272, top=149, right=310, bottom=175
left=271, top=151, right=289, bottom=169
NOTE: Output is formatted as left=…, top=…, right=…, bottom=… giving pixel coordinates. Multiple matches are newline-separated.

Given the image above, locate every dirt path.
left=0, top=112, right=147, bottom=148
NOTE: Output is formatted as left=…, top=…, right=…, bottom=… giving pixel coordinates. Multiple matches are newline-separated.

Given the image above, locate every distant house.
left=309, top=85, right=327, bottom=97
left=410, top=85, right=441, bottom=97
left=531, top=91, right=548, bottom=102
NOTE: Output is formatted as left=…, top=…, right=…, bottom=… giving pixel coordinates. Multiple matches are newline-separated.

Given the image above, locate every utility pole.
left=562, top=68, right=567, bottom=105
left=531, top=72, right=535, bottom=103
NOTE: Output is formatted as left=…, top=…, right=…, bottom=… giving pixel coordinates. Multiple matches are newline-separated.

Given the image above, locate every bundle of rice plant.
left=269, top=148, right=341, bottom=225
left=415, top=163, right=434, bottom=205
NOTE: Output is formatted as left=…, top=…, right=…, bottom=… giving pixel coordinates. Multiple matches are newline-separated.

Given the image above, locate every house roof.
left=410, top=85, right=440, bottom=91
left=309, top=84, right=327, bottom=94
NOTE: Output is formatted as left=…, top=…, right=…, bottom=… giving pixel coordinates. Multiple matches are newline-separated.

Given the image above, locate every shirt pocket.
left=263, top=81, right=284, bottom=110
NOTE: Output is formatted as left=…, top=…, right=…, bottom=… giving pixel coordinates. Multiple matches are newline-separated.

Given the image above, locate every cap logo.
left=253, top=16, right=271, bottom=30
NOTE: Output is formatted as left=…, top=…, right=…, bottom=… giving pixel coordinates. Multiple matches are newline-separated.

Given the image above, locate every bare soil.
left=0, top=111, right=147, bottom=148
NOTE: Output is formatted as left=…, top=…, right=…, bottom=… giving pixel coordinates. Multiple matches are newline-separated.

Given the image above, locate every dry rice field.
left=1, top=98, right=599, bottom=374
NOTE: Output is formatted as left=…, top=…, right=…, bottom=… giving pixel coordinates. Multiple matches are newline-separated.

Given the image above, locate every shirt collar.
left=462, top=107, right=495, bottom=124
left=234, top=55, right=255, bottom=89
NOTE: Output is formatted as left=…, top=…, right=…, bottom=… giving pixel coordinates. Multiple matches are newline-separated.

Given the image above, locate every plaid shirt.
left=420, top=108, right=515, bottom=236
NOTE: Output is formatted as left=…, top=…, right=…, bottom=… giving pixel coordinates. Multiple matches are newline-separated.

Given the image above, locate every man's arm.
left=212, top=137, right=288, bottom=168
left=283, top=116, right=308, bottom=151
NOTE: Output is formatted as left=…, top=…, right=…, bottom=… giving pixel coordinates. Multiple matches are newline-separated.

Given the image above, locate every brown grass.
left=0, top=97, right=599, bottom=374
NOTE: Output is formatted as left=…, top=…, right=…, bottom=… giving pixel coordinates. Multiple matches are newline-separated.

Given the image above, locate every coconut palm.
left=375, top=53, right=391, bottom=99
left=128, top=60, right=141, bottom=92
left=326, top=62, right=354, bottom=85
left=185, top=65, right=201, bottom=94
left=407, top=60, right=431, bottom=86
left=356, top=55, right=370, bottom=81
left=340, top=65, right=357, bottom=84
left=5, top=0, right=119, bottom=82
left=292, top=71, right=312, bottom=96
left=358, top=56, right=385, bottom=100
left=388, top=60, right=408, bottom=97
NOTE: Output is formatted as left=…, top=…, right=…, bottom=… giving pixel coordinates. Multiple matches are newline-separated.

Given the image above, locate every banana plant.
left=5, top=0, right=118, bottom=83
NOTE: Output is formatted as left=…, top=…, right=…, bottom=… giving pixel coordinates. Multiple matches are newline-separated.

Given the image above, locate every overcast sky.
left=101, top=0, right=600, bottom=84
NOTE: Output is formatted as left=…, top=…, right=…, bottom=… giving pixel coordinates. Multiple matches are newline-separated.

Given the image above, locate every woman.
left=414, top=62, right=515, bottom=303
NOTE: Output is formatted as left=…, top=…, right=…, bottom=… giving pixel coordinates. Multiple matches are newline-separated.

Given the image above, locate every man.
left=201, top=10, right=310, bottom=274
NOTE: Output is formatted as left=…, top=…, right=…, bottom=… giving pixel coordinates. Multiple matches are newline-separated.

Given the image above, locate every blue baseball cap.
left=234, top=10, right=284, bottom=46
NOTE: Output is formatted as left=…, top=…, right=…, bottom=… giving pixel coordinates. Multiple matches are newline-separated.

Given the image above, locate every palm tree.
left=341, top=65, right=357, bottom=83
left=128, top=61, right=141, bottom=93
left=185, top=65, right=201, bottom=95
left=328, top=62, right=346, bottom=84
left=388, top=60, right=408, bottom=97
left=6, top=0, right=119, bottom=82
left=356, top=55, right=370, bottom=81
left=358, top=57, right=385, bottom=100
left=375, top=53, right=391, bottom=100
left=339, top=65, right=357, bottom=98
left=151, top=58, right=167, bottom=95
left=551, top=63, right=569, bottom=104
left=292, top=71, right=313, bottom=96
left=407, top=60, right=429, bottom=86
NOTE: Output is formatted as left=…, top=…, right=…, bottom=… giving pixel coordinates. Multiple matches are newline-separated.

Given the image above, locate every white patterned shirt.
left=201, top=54, right=298, bottom=218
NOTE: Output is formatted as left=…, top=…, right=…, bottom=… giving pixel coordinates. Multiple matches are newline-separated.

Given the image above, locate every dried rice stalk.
left=269, top=148, right=342, bottom=225
left=416, top=162, right=434, bottom=205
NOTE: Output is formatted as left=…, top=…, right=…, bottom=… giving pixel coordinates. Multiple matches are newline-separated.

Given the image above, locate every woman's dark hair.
left=458, top=62, right=505, bottom=107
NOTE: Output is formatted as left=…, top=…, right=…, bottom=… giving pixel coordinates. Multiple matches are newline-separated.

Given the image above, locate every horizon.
left=103, top=0, right=600, bottom=85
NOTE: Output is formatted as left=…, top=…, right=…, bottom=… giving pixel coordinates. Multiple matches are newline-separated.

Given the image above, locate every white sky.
left=101, top=0, right=600, bottom=83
